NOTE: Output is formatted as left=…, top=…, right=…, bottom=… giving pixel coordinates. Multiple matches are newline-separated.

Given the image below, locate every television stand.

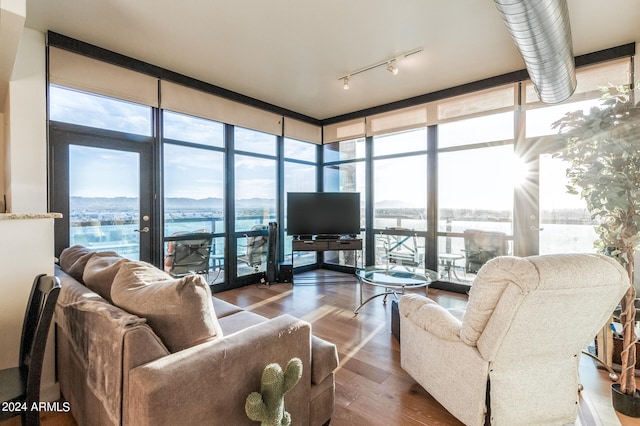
left=292, top=237, right=362, bottom=252
left=313, top=234, right=341, bottom=240
left=291, top=237, right=362, bottom=282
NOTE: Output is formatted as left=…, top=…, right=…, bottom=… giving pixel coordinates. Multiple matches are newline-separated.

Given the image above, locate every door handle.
left=135, top=227, right=150, bottom=233
left=530, top=226, right=544, bottom=231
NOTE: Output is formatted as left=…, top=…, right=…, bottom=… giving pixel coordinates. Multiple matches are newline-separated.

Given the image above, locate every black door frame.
left=49, top=122, right=155, bottom=261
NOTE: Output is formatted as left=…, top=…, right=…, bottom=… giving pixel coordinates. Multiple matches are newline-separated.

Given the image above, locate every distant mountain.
left=164, top=197, right=224, bottom=210
left=70, top=196, right=138, bottom=210
left=70, top=196, right=274, bottom=211
left=375, top=199, right=419, bottom=208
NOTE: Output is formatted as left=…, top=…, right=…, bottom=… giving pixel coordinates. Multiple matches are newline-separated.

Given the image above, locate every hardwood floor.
left=215, top=269, right=638, bottom=426
left=2, top=269, right=637, bottom=425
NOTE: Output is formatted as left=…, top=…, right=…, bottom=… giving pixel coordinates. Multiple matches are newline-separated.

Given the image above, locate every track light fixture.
left=338, top=47, right=422, bottom=88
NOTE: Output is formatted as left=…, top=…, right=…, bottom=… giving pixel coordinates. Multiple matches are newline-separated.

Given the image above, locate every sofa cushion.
left=59, top=245, right=96, bottom=282
left=83, top=252, right=128, bottom=302
left=212, top=297, right=244, bottom=319
left=111, top=261, right=222, bottom=352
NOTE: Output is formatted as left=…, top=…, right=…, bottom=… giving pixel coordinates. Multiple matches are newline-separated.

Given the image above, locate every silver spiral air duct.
left=494, top=0, right=576, bottom=104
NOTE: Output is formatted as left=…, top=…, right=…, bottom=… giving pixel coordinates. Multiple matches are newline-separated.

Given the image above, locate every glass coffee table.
left=354, top=264, right=440, bottom=314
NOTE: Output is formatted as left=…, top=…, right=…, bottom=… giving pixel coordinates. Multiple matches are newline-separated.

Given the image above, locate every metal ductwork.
left=494, top=0, right=576, bottom=104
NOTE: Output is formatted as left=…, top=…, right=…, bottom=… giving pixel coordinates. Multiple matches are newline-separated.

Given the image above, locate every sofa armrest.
left=311, top=335, right=338, bottom=385
left=126, top=314, right=313, bottom=426
left=399, top=294, right=462, bottom=342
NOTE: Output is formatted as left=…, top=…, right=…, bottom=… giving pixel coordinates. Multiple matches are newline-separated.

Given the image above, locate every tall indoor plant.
left=553, top=84, right=640, bottom=411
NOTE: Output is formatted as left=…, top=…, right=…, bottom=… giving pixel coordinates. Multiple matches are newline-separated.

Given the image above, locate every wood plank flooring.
left=214, top=269, right=637, bottom=426
left=2, top=269, right=638, bottom=426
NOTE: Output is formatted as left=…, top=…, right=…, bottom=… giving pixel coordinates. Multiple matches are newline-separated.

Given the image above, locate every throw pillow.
left=59, top=245, right=95, bottom=281
left=110, top=260, right=222, bottom=353
left=82, top=252, right=127, bottom=302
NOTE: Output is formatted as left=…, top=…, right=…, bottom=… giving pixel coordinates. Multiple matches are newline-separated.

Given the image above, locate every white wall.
left=0, top=112, right=5, bottom=212
left=0, top=217, right=58, bottom=400
left=6, top=27, right=46, bottom=213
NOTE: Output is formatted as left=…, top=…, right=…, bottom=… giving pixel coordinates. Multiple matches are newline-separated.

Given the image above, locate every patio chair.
left=238, top=224, right=269, bottom=272
left=164, top=230, right=212, bottom=277
left=462, top=229, right=508, bottom=274
left=382, top=228, right=423, bottom=268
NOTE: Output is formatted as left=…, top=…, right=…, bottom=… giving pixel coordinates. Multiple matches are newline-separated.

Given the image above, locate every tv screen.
left=287, top=192, right=360, bottom=237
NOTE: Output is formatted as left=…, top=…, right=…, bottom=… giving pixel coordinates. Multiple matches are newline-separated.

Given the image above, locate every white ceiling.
left=24, top=0, right=640, bottom=121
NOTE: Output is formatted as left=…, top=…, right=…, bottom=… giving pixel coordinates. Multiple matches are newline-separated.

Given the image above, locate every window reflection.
left=323, top=138, right=366, bottom=162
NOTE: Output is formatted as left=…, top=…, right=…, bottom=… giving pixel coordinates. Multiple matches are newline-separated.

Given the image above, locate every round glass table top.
left=356, top=265, right=440, bottom=288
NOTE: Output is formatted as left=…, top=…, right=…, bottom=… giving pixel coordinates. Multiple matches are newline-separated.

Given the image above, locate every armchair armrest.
left=126, top=315, right=313, bottom=426
left=399, top=294, right=462, bottom=342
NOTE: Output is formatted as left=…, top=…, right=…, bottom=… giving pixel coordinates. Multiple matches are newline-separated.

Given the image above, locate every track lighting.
left=387, top=61, right=398, bottom=75
left=338, top=47, right=422, bottom=89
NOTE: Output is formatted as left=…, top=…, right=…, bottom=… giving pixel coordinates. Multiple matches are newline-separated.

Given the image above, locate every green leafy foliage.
left=552, top=85, right=640, bottom=265
left=553, top=84, right=640, bottom=395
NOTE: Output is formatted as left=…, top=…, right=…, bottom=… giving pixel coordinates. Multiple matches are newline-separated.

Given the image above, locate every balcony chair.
left=382, top=228, right=424, bottom=268
left=164, top=230, right=212, bottom=277
left=462, top=229, right=508, bottom=274
left=238, top=224, right=269, bottom=272
left=398, top=253, right=629, bottom=425
left=0, top=274, right=61, bottom=426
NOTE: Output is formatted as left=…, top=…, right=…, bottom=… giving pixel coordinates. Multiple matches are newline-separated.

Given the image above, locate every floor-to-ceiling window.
left=162, top=111, right=226, bottom=285
left=372, top=128, right=428, bottom=268
left=47, top=37, right=633, bottom=291
left=437, top=110, right=516, bottom=284
left=323, top=137, right=366, bottom=268
left=234, top=127, right=277, bottom=279
left=284, top=138, right=318, bottom=267
left=523, top=58, right=632, bottom=256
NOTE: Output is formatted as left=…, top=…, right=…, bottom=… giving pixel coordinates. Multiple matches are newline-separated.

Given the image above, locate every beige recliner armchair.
left=399, top=253, right=629, bottom=426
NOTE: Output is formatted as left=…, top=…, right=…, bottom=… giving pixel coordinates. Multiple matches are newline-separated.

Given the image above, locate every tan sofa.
left=54, top=245, right=338, bottom=426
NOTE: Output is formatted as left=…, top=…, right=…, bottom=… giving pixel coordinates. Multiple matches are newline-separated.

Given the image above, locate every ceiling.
left=24, top=0, right=640, bottom=121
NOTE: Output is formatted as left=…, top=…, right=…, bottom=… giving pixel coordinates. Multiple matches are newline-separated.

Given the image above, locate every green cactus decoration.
left=245, top=357, right=303, bottom=426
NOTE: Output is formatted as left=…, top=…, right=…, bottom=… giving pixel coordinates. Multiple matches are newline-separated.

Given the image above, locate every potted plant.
left=552, top=84, right=640, bottom=416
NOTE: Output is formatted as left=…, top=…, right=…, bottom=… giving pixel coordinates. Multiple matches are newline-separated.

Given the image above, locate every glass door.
left=50, top=126, right=154, bottom=261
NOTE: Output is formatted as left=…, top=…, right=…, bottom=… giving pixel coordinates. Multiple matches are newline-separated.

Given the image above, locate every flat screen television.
left=287, top=192, right=360, bottom=238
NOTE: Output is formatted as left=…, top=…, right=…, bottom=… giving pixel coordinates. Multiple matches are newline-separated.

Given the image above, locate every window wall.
left=372, top=129, right=428, bottom=268
left=162, top=111, right=226, bottom=285
left=323, top=138, right=366, bottom=268
left=47, top=39, right=632, bottom=292
left=437, top=111, right=516, bottom=283
left=284, top=138, right=318, bottom=267
left=234, top=127, right=277, bottom=278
